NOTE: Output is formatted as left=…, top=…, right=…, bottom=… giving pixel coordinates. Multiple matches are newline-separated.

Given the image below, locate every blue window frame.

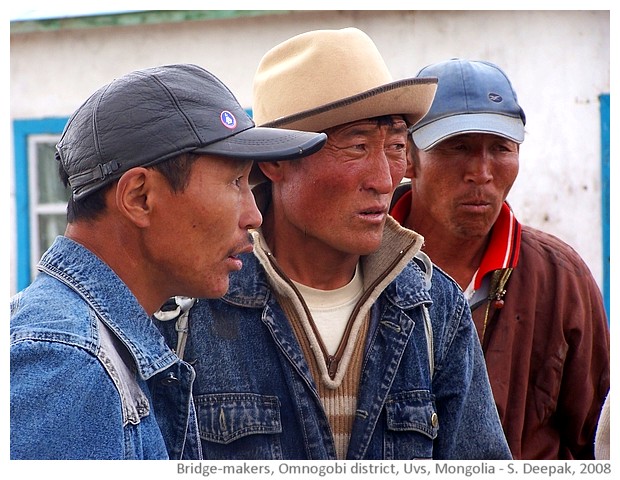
left=599, top=94, right=610, bottom=320
left=13, top=118, right=68, bottom=291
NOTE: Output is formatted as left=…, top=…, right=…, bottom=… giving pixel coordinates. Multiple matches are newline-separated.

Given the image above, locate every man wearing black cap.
left=390, top=58, right=610, bottom=459
left=9, top=64, right=326, bottom=460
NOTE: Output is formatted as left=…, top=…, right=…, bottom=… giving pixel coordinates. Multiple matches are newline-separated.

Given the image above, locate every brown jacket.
left=473, top=225, right=610, bottom=459
left=390, top=185, right=610, bottom=459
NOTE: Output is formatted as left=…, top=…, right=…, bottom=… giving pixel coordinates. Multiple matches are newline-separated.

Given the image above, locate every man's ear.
left=405, top=139, right=417, bottom=179
left=115, top=168, right=153, bottom=228
left=257, top=161, right=286, bottom=183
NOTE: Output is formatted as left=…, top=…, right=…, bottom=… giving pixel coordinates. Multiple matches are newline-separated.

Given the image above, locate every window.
left=28, top=134, right=71, bottom=278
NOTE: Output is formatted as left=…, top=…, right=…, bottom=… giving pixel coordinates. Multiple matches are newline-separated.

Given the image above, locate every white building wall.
left=9, top=10, right=610, bottom=294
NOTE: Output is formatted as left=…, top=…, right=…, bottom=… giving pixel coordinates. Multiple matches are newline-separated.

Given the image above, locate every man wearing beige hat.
left=156, top=28, right=511, bottom=459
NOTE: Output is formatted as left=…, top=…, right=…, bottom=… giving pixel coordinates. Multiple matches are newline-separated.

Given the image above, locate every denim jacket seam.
left=10, top=330, right=98, bottom=353
left=435, top=294, right=469, bottom=372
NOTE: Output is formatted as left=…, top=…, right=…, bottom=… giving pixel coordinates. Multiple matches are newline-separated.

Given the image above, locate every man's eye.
left=351, top=143, right=366, bottom=151
left=496, top=143, right=516, bottom=153
left=335, top=143, right=367, bottom=154
left=448, top=143, right=467, bottom=151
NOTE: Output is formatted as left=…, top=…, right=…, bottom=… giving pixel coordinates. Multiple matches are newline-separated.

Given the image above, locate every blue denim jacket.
left=156, top=219, right=511, bottom=460
left=10, top=236, right=201, bottom=460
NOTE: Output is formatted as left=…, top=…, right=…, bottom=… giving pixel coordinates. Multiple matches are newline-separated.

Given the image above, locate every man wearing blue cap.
left=10, top=64, right=326, bottom=459
left=390, top=58, right=610, bottom=459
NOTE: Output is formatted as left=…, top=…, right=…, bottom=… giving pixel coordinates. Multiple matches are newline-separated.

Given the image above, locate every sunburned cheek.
left=391, top=159, right=407, bottom=177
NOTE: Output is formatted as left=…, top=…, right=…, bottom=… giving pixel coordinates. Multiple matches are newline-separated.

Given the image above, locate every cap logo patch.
left=220, top=111, right=237, bottom=129
left=488, top=93, right=503, bottom=103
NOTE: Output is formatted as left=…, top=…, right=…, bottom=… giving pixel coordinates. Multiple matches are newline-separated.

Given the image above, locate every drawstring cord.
left=154, top=296, right=196, bottom=360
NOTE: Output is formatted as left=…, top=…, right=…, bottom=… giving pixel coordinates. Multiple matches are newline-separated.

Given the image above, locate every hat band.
left=262, top=78, right=436, bottom=128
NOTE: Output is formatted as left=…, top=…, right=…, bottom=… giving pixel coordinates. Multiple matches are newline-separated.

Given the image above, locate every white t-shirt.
left=292, top=265, right=364, bottom=355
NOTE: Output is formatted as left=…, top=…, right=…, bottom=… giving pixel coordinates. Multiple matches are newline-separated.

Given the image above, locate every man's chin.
left=353, top=240, right=383, bottom=257
left=199, top=278, right=230, bottom=299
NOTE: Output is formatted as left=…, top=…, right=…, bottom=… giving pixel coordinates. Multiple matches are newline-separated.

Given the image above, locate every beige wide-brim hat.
left=252, top=27, right=438, bottom=132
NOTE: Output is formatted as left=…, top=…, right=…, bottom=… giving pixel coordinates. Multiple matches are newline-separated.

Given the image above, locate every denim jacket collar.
left=38, top=236, right=180, bottom=379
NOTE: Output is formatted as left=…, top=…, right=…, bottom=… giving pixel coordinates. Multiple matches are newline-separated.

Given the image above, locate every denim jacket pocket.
left=384, top=390, right=438, bottom=459
left=195, top=393, right=283, bottom=459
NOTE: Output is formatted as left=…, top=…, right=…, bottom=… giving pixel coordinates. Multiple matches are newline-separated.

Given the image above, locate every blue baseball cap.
left=410, top=59, right=526, bottom=151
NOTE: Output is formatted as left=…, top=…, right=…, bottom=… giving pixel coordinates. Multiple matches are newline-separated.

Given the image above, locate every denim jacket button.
left=431, top=412, right=439, bottom=428
left=161, top=372, right=179, bottom=386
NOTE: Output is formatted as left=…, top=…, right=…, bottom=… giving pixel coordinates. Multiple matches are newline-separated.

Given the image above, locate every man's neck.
left=403, top=215, right=488, bottom=290
left=65, top=221, right=165, bottom=315
left=260, top=213, right=359, bottom=290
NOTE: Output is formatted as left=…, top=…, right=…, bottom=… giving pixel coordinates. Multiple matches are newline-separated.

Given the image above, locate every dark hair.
left=375, top=114, right=407, bottom=127
left=59, top=152, right=202, bottom=223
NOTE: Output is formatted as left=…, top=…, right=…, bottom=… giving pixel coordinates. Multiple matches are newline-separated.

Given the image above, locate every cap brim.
left=260, top=78, right=437, bottom=132
left=194, top=126, right=327, bottom=162
left=412, top=113, right=525, bottom=151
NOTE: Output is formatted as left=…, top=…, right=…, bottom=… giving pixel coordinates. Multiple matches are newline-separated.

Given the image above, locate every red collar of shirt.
left=390, top=188, right=521, bottom=290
